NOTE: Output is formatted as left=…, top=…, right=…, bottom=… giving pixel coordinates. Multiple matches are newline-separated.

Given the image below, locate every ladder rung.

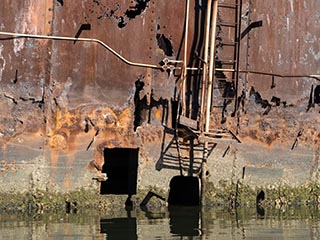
left=219, top=3, right=238, bottom=9
left=217, top=59, right=236, bottom=63
left=222, top=41, right=238, bottom=46
left=220, top=22, right=237, bottom=28
left=219, top=60, right=236, bottom=65
left=215, top=77, right=235, bottom=81
left=216, top=68, right=235, bottom=71
left=207, top=133, right=231, bottom=137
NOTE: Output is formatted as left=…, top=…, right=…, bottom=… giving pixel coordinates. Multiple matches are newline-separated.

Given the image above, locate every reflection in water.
left=100, top=218, right=137, bottom=240
left=100, top=207, right=137, bottom=240
left=1, top=206, right=320, bottom=239
left=168, top=206, right=200, bottom=237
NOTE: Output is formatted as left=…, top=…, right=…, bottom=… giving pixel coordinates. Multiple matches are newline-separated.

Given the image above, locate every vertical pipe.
left=200, top=0, right=213, bottom=132
left=233, top=0, right=242, bottom=116
left=182, top=0, right=191, bottom=116
left=205, top=0, right=218, bottom=134
left=201, top=0, right=219, bottom=206
left=232, top=0, right=239, bottom=111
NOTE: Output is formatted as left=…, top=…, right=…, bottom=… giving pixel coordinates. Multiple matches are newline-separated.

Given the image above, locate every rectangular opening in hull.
left=100, top=148, right=139, bottom=195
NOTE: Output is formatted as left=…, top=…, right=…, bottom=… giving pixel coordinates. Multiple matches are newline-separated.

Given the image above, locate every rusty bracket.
left=160, top=58, right=184, bottom=71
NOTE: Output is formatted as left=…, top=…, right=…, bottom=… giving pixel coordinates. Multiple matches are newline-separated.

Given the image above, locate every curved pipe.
left=0, top=31, right=161, bottom=69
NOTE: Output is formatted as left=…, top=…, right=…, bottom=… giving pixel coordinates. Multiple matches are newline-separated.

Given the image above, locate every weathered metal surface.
left=0, top=0, right=320, bottom=196
left=218, top=0, right=320, bottom=188
left=0, top=0, right=52, bottom=192
left=0, top=0, right=189, bottom=192
left=245, top=0, right=320, bottom=102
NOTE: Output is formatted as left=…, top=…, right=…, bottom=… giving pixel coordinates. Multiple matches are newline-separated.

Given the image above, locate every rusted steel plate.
left=245, top=0, right=320, bottom=103
left=0, top=0, right=191, bottom=191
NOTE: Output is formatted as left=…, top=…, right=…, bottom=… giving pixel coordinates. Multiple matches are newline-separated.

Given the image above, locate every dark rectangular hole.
left=100, top=148, right=139, bottom=195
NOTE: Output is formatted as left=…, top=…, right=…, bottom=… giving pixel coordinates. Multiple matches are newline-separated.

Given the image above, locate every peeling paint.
left=0, top=44, right=6, bottom=81
left=266, top=14, right=270, bottom=25
left=304, top=32, right=317, bottom=44
left=289, top=0, right=294, bottom=13
left=308, top=46, right=320, bottom=61
left=13, top=11, right=27, bottom=56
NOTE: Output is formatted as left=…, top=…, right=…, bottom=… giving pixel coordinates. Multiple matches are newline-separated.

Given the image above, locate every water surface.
left=1, top=206, right=320, bottom=239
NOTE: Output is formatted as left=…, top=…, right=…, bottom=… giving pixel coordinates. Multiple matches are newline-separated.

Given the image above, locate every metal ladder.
left=213, top=0, right=243, bottom=119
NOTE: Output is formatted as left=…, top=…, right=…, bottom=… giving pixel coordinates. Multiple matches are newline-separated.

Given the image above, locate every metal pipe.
left=200, top=0, right=213, bottom=132
left=239, top=69, right=320, bottom=79
left=182, top=0, right=191, bottom=115
left=233, top=0, right=243, bottom=115
left=0, top=31, right=161, bottom=69
left=205, top=0, right=218, bottom=133
left=216, top=67, right=320, bottom=79
left=201, top=0, right=218, bottom=207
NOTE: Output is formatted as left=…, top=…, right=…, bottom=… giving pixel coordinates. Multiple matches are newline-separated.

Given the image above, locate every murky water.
left=1, top=206, right=320, bottom=239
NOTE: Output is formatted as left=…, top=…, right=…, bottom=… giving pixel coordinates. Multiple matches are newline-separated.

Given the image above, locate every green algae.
left=204, top=181, right=320, bottom=208
left=2, top=182, right=320, bottom=214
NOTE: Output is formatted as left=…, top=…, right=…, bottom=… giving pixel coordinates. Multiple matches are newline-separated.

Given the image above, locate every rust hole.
left=125, top=0, right=151, bottom=19
left=156, top=33, right=173, bottom=56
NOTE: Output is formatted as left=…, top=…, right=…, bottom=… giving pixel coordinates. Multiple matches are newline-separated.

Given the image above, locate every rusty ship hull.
left=0, top=0, right=319, bottom=207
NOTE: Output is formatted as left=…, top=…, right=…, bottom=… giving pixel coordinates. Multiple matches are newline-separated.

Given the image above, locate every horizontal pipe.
left=240, top=69, right=320, bottom=79
left=215, top=68, right=320, bottom=79
left=0, top=31, right=161, bottom=69
left=0, top=32, right=319, bottom=79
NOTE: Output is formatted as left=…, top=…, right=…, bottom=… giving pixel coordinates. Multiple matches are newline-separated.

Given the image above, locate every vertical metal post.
left=182, top=0, right=191, bottom=116
left=233, top=0, right=242, bottom=116
left=232, top=0, right=240, bottom=115
left=201, top=0, right=219, bottom=206
left=206, top=0, right=218, bottom=134
left=200, top=0, right=213, bottom=132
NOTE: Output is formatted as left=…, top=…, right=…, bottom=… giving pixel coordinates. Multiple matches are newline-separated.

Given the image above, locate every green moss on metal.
left=2, top=182, right=320, bottom=213
left=204, top=181, right=320, bottom=208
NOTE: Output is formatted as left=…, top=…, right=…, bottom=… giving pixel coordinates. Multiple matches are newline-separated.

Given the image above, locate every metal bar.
left=182, top=0, right=191, bottom=116
left=206, top=0, right=218, bottom=134
left=240, top=70, right=320, bottom=79
left=216, top=67, right=320, bottom=79
left=219, top=3, right=238, bottom=9
left=202, top=0, right=219, bottom=207
left=200, top=0, right=213, bottom=132
left=0, top=31, right=161, bottom=69
left=233, top=0, right=242, bottom=116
